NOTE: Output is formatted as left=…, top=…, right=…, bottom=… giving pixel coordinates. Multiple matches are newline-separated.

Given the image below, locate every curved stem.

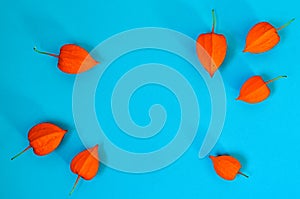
left=69, top=175, right=81, bottom=196
left=11, top=146, right=31, bottom=160
left=33, top=47, right=59, bottom=58
left=277, top=18, right=295, bottom=31
left=212, top=9, right=216, bottom=32
left=238, top=171, right=249, bottom=178
left=266, top=75, right=287, bottom=84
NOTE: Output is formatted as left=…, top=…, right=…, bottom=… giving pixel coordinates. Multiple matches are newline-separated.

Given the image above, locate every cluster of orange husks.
left=11, top=10, right=294, bottom=193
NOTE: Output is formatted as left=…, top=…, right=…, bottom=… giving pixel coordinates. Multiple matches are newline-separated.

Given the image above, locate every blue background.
left=1, top=0, right=299, bottom=198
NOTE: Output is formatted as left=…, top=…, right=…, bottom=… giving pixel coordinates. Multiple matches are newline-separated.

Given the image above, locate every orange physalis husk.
left=69, top=144, right=99, bottom=195
left=209, top=155, right=248, bottom=180
left=237, top=75, right=287, bottom=104
left=11, top=123, right=67, bottom=160
left=34, top=44, right=99, bottom=74
left=243, top=18, right=295, bottom=53
left=196, top=9, right=227, bottom=77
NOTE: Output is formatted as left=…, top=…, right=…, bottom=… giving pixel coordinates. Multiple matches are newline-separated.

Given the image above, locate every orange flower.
left=209, top=155, right=248, bottom=180
left=196, top=9, right=227, bottom=77
left=237, top=75, right=287, bottom=104
left=11, top=123, right=67, bottom=160
left=243, top=19, right=295, bottom=53
left=69, top=145, right=99, bottom=195
left=34, top=44, right=99, bottom=74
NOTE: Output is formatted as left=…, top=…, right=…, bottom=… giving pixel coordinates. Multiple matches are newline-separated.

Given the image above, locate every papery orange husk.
left=243, top=19, right=295, bottom=53
left=196, top=9, right=227, bottom=77
left=69, top=145, right=99, bottom=195
left=209, top=155, right=248, bottom=180
left=11, top=122, right=67, bottom=160
left=237, top=75, right=287, bottom=104
left=34, top=44, right=99, bottom=74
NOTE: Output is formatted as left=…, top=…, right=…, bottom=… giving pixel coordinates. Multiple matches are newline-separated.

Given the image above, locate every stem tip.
left=11, top=146, right=31, bottom=160
left=69, top=176, right=81, bottom=196
left=277, top=18, right=295, bottom=31
left=238, top=171, right=249, bottom=178
left=266, top=75, right=287, bottom=84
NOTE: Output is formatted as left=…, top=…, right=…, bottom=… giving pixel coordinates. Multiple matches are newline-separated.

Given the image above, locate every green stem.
left=238, top=171, right=249, bottom=178
left=11, top=146, right=31, bottom=160
left=69, top=175, right=81, bottom=196
left=212, top=9, right=216, bottom=32
left=277, top=18, right=295, bottom=31
left=33, top=46, right=59, bottom=58
left=266, top=75, right=287, bottom=84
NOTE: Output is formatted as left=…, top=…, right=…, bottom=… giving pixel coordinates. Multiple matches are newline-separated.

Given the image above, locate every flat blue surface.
left=1, top=0, right=300, bottom=198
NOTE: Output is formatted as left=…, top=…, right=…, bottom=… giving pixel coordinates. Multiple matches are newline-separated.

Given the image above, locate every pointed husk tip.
left=91, top=144, right=99, bottom=150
